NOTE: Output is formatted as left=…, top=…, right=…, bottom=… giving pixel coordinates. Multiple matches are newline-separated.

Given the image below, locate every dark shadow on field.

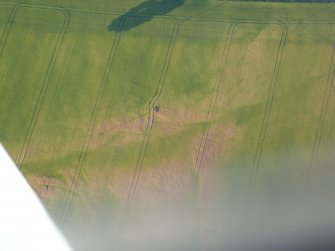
left=108, top=0, right=185, bottom=32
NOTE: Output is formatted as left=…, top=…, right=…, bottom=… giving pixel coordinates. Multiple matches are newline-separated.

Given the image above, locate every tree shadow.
left=108, top=0, right=185, bottom=32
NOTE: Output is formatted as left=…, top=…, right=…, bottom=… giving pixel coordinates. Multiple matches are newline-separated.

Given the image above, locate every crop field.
left=1, top=0, right=335, bottom=249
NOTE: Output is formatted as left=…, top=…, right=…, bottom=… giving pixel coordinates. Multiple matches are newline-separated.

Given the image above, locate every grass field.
left=1, top=0, right=335, bottom=249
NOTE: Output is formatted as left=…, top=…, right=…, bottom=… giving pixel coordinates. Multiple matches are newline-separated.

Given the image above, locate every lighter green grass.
left=0, top=7, right=64, bottom=156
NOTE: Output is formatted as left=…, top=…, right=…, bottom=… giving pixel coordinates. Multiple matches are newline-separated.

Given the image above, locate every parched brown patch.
left=152, top=95, right=217, bottom=136
left=26, top=174, right=68, bottom=215
left=129, top=156, right=196, bottom=208
left=90, top=113, right=148, bottom=149
left=24, top=119, right=242, bottom=218
left=75, top=122, right=242, bottom=205
left=25, top=175, right=48, bottom=197
left=73, top=164, right=137, bottom=205
left=196, top=122, right=243, bottom=170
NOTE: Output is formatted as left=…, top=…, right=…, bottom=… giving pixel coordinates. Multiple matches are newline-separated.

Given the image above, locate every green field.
left=1, top=0, right=335, bottom=249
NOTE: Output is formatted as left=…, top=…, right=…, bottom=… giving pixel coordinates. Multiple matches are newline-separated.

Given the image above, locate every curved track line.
left=174, top=21, right=231, bottom=189
left=127, top=18, right=179, bottom=202
left=0, top=5, right=18, bottom=60
left=305, top=44, right=335, bottom=192
left=16, top=7, right=70, bottom=168
left=2, top=1, right=335, bottom=25
left=190, top=21, right=287, bottom=195
left=192, top=23, right=236, bottom=184
left=248, top=22, right=287, bottom=189
left=3, top=0, right=335, bottom=25
left=221, top=22, right=287, bottom=241
left=59, top=19, right=123, bottom=222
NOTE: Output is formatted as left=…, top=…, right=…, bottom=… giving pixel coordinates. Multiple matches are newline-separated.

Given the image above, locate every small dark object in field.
left=154, top=106, right=160, bottom=112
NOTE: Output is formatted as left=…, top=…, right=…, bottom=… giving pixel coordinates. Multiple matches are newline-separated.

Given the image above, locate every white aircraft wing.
left=0, top=144, right=73, bottom=251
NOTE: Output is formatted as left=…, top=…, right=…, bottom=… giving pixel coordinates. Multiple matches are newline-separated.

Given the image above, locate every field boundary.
left=14, top=6, right=70, bottom=168
left=1, top=1, right=335, bottom=24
